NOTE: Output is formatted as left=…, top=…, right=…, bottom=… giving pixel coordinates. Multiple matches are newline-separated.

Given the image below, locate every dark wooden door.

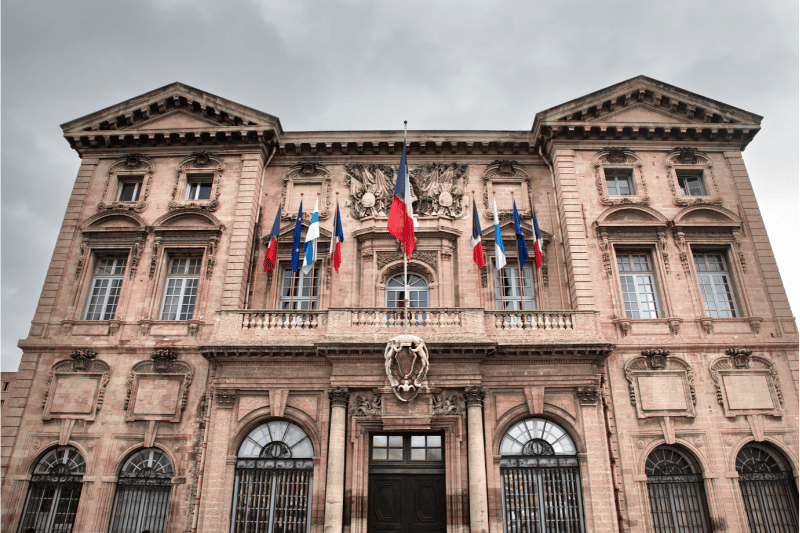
left=368, top=474, right=445, bottom=533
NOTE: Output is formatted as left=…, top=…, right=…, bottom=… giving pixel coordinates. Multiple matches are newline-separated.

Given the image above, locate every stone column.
left=465, top=386, right=489, bottom=533
left=324, top=387, right=349, bottom=533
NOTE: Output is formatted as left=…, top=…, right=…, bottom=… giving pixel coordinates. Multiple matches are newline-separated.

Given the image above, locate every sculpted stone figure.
left=384, top=334, right=430, bottom=402
left=352, top=395, right=382, bottom=416
left=346, top=163, right=403, bottom=218
left=432, top=394, right=462, bottom=416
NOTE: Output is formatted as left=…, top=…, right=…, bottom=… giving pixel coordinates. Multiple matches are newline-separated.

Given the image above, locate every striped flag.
left=302, top=198, right=319, bottom=275
left=531, top=206, right=543, bottom=269
left=387, top=139, right=418, bottom=257
left=263, top=206, right=281, bottom=272
left=330, top=202, right=344, bottom=273
left=471, top=199, right=485, bottom=268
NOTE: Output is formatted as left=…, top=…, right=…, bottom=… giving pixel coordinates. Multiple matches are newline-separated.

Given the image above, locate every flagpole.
left=290, top=193, right=303, bottom=310
left=493, top=191, right=505, bottom=311
left=329, top=192, right=339, bottom=309
left=473, top=192, right=484, bottom=309
left=402, top=121, right=410, bottom=329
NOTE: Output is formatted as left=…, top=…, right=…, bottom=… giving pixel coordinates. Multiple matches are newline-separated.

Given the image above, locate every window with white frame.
left=694, top=253, right=738, bottom=318
left=385, top=273, right=428, bottom=308
left=84, top=257, right=127, bottom=320
left=116, top=177, right=143, bottom=202
left=160, top=257, right=201, bottom=320
left=185, top=175, right=213, bottom=200
left=605, top=169, right=634, bottom=195
left=617, top=252, right=661, bottom=319
left=494, top=260, right=536, bottom=310
left=280, top=266, right=319, bottom=310
left=676, top=171, right=707, bottom=196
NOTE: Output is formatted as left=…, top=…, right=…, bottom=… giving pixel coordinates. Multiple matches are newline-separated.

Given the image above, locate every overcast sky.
left=2, top=0, right=798, bottom=371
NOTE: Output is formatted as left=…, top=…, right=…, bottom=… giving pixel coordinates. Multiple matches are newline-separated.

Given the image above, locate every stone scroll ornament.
left=384, top=334, right=430, bottom=402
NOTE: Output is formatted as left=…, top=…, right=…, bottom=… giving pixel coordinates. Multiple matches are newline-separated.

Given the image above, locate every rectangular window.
left=694, top=253, right=738, bottom=318
left=605, top=169, right=633, bottom=195
left=280, top=267, right=319, bottom=310
left=677, top=171, right=707, bottom=196
left=617, top=253, right=661, bottom=319
left=185, top=176, right=213, bottom=200
left=160, top=257, right=201, bottom=320
left=117, top=179, right=142, bottom=202
left=371, top=434, right=443, bottom=463
left=494, top=260, right=536, bottom=310
left=84, top=257, right=127, bottom=320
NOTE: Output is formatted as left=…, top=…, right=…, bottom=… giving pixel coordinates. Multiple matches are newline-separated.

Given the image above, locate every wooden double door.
left=368, top=434, right=446, bottom=533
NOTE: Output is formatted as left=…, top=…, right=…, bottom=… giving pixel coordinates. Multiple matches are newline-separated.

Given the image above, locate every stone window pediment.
left=481, top=160, right=532, bottom=220
left=169, top=152, right=224, bottom=212
left=665, top=148, right=721, bottom=207
left=593, top=148, right=650, bottom=206
left=282, top=161, right=332, bottom=221
left=625, top=350, right=696, bottom=419
left=98, top=153, right=154, bottom=213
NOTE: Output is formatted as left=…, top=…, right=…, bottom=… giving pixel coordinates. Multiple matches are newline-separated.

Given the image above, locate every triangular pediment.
left=594, top=104, right=687, bottom=125
left=61, top=82, right=283, bottom=137
left=533, top=75, right=762, bottom=131
left=129, top=109, right=221, bottom=131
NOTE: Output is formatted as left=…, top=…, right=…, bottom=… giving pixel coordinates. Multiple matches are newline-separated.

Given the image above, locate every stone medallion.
left=384, top=334, right=429, bottom=402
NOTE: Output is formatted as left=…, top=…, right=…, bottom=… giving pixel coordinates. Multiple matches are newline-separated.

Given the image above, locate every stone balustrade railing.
left=350, top=308, right=462, bottom=328
left=212, top=308, right=597, bottom=343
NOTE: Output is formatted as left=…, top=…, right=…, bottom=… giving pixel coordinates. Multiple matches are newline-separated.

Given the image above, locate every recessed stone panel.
left=133, top=376, right=182, bottom=416
left=638, top=376, right=688, bottom=411
left=50, top=375, right=98, bottom=415
left=723, top=374, right=774, bottom=410
left=239, top=395, right=269, bottom=421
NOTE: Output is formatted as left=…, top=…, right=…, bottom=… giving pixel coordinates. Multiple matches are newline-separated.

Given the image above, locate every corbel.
left=269, top=389, right=289, bottom=418
left=524, top=386, right=544, bottom=415
left=659, top=417, right=675, bottom=445
left=746, top=414, right=764, bottom=442
left=59, top=419, right=77, bottom=446
left=144, top=420, right=158, bottom=448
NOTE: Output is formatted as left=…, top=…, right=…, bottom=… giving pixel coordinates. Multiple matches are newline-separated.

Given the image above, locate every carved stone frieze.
left=410, top=162, right=467, bottom=217
left=351, top=394, right=382, bottom=417
left=432, top=394, right=463, bottom=416
left=376, top=250, right=438, bottom=272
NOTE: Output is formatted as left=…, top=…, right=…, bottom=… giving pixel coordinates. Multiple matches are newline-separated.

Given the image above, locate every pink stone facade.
left=1, top=76, right=797, bottom=533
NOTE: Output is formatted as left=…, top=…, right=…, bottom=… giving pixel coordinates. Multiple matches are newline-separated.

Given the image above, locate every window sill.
left=674, top=194, right=722, bottom=207
left=139, top=319, right=203, bottom=337
left=613, top=317, right=682, bottom=337
left=97, top=200, right=146, bottom=212
left=696, top=316, right=762, bottom=336
left=168, top=199, right=219, bottom=212
left=61, top=319, right=122, bottom=337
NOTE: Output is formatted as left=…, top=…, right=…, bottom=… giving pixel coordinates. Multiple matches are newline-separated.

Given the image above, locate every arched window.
left=499, top=418, right=585, bottom=532
left=385, top=273, right=428, bottom=308
left=231, top=420, right=314, bottom=533
left=108, top=448, right=174, bottom=533
left=18, top=446, right=85, bottom=533
left=736, top=443, right=798, bottom=532
left=645, top=446, right=711, bottom=532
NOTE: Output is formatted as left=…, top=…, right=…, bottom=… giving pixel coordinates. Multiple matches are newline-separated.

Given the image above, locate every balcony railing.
left=241, top=311, right=323, bottom=330
left=350, top=308, right=462, bottom=328
left=489, top=311, right=575, bottom=331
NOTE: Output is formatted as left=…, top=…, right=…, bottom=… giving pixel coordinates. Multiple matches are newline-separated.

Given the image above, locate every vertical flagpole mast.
left=309, top=192, right=319, bottom=310
left=493, top=191, right=505, bottom=311
left=403, top=121, right=409, bottom=329
left=329, top=192, right=339, bottom=309
left=290, top=193, right=303, bottom=310
left=473, top=192, right=484, bottom=309
left=512, top=192, right=525, bottom=311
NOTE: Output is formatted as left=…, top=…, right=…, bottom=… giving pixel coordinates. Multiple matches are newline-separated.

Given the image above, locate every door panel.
left=369, top=474, right=445, bottom=533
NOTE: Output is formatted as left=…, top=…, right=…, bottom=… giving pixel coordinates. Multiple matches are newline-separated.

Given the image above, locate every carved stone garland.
left=41, top=350, right=110, bottom=412
left=170, top=151, right=223, bottom=211
left=482, top=160, right=531, bottom=220
left=282, top=161, right=332, bottom=221
left=98, top=153, right=153, bottom=213
left=593, top=148, right=649, bottom=206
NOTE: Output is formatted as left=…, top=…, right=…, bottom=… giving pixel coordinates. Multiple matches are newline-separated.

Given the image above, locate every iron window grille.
left=231, top=421, right=314, bottom=533
left=736, top=443, right=799, bottom=532
left=693, top=253, right=738, bottom=318
left=108, top=448, right=173, bottom=533
left=617, top=253, right=661, bottom=319
left=499, top=418, right=585, bottom=533
left=84, top=257, right=127, bottom=320
left=160, top=257, right=201, bottom=320
left=18, top=446, right=85, bottom=533
left=645, top=446, right=712, bottom=533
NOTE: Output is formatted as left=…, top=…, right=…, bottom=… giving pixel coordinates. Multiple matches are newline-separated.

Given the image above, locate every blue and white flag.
left=493, top=198, right=506, bottom=270
left=302, top=198, right=320, bottom=275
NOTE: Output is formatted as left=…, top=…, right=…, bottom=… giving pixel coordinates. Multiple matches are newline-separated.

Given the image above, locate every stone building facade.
left=1, top=76, right=797, bottom=533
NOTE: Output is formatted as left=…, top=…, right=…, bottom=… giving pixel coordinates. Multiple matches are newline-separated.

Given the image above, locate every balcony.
left=211, top=308, right=600, bottom=345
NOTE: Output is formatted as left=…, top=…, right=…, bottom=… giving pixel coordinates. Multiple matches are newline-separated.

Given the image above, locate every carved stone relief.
left=384, top=335, right=430, bottom=402
left=377, top=250, right=438, bottom=272
left=431, top=394, right=463, bottom=416
left=350, top=394, right=382, bottom=417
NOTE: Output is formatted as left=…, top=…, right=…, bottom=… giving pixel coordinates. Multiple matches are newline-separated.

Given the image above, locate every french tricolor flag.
left=471, top=199, right=485, bottom=268
left=330, top=202, right=344, bottom=273
left=387, top=139, right=418, bottom=257
left=263, top=206, right=281, bottom=272
left=532, top=207, right=543, bottom=269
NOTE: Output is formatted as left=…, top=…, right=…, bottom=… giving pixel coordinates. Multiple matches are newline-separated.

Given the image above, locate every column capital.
left=464, top=386, right=485, bottom=406
left=329, top=387, right=350, bottom=407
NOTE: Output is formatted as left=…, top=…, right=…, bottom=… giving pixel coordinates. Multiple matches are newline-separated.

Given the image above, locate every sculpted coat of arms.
left=384, top=334, right=430, bottom=402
